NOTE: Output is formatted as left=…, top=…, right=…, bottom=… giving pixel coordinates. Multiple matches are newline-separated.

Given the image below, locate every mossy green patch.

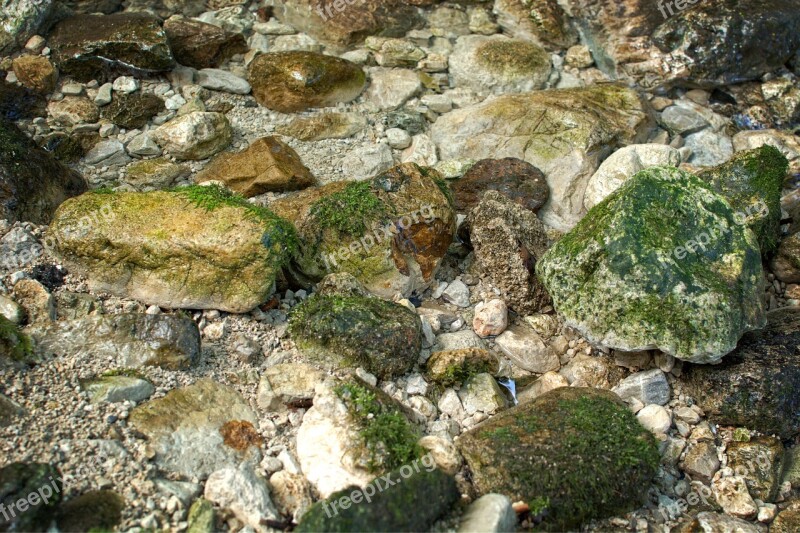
left=0, top=315, right=33, bottom=362
left=308, top=181, right=391, bottom=237
left=475, top=40, right=550, bottom=77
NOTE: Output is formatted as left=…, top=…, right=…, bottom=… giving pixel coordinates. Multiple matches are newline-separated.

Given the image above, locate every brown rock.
left=11, top=56, right=57, bottom=93
left=47, top=97, right=99, bottom=126
left=101, top=93, right=164, bottom=129
left=453, top=158, right=549, bottom=214
left=772, top=232, right=800, bottom=283
left=164, top=16, right=248, bottom=69
left=195, top=136, right=317, bottom=197
left=494, top=0, right=578, bottom=49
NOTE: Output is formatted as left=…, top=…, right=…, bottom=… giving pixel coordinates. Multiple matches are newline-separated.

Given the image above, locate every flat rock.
left=163, top=16, right=247, bottom=69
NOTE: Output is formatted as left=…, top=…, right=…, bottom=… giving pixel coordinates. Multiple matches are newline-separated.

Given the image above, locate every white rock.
left=196, top=68, right=252, bottom=95
left=442, top=279, right=470, bottom=307
left=365, top=68, right=421, bottom=110
left=405, top=374, right=428, bottom=396
left=612, top=368, right=670, bottom=406
left=473, top=299, right=508, bottom=337
left=112, top=76, right=139, bottom=94
left=517, top=371, right=568, bottom=403
left=437, top=388, right=466, bottom=420
left=84, top=140, right=131, bottom=166
left=204, top=464, right=279, bottom=531
left=458, top=494, right=516, bottom=533
left=419, top=435, right=462, bottom=475
left=636, top=404, right=672, bottom=434
left=401, top=133, right=438, bottom=166
left=685, top=130, right=734, bottom=167
left=386, top=127, right=412, bottom=149
left=712, top=476, right=758, bottom=520
left=151, top=112, right=232, bottom=161
left=340, top=143, right=394, bottom=181
left=495, top=325, right=559, bottom=373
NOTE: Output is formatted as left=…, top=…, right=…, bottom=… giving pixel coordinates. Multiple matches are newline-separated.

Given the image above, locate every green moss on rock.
left=309, top=181, right=391, bottom=237
left=458, top=387, right=659, bottom=531
left=0, top=315, right=33, bottom=362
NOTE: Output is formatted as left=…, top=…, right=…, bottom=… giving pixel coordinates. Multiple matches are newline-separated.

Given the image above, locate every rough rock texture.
left=680, top=307, right=800, bottom=439
left=426, top=348, right=499, bottom=387
left=493, top=0, right=578, bottom=49
left=0, top=0, right=54, bottom=54
left=195, top=136, right=316, bottom=197
left=49, top=188, right=294, bottom=313
left=0, top=118, right=87, bottom=224
left=467, top=191, right=550, bottom=315
left=431, top=84, right=654, bottom=230
left=457, top=387, right=659, bottom=531
left=12, top=55, right=58, bottom=93
left=772, top=232, right=800, bottom=284
left=452, top=157, right=549, bottom=214
left=56, top=490, right=124, bottom=532
left=27, top=313, right=200, bottom=370
left=102, top=93, right=164, bottom=129
left=248, top=52, right=366, bottom=113
left=129, top=380, right=261, bottom=479
left=151, top=112, right=232, bottom=161
left=49, top=13, right=176, bottom=82
left=537, top=167, right=766, bottom=363
left=726, top=436, right=784, bottom=502
left=289, top=294, right=422, bottom=378
left=271, top=163, right=455, bottom=298
left=163, top=16, right=247, bottom=69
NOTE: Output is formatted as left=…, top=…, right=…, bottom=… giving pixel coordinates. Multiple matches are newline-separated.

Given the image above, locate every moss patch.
left=0, top=315, right=33, bottom=362
left=308, top=181, right=391, bottom=237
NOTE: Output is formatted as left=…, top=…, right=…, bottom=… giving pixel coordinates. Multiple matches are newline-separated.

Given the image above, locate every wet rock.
left=493, top=0, right=577, bottom=49
left=277, top=112, right=367, bottom=141
left=11, top=55, right=57, bottom=93
left=152, top=112, right=232, bottom=161
left=82, top=374, right=155, bottom=404
left=248, top=51, right=366, bottom=113
left=538, top=167, right=766, bottom=363
left=47, top=96, right=100, bottom=126
left=467, top=191, right=550, bottom=315
left=49, top=13, right=176, bottom=82
left=0, top=0, right=54, bottom=54
left=101, top=93, right=164, bottom=129
left=679, top=308, right=800, bottom=439
left=0, top=462, right=62, bottom=531
left=56, top=490, right=124, bottom=532
left=457, top=387, right=659, bottom=531
left=204, top=464, right=278, bottom=530
left=163, top=16, right=247, bottom=69
left=49, top=188, right=293, bottom=312
left=196, top=136, right=316, bottom=197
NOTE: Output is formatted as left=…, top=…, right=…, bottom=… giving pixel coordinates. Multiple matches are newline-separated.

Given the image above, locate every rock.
left=458, top=373, right=508, bottom=415
left=101, top=93, right=164, bottom=129
left=340, top=143, right=394, bottom=181
left=270, top=163, right=455, bottom=298
left=679, top=512, right=766, bottom=533
left=364, top=67, right=421, bottom=110
left=365, top=36, right=425, bottom=68
left=274, top=0, right=423, bottom=50
left=163, top=16, right=247, bottom=69
left=56, top=490, right=124, bottom=532
left=47, top=97, right=100, bottom=126
left=50, top=187, right=293, bottom=313
left=196, top=136, right=316, bottom=197
left=418, top=435, right=462, bottom=476
left=196, top=68, right=251, bottom=95
left=124, top=158, right=187, bottom=189
left=0, top=315, right=34, bottom=364
left=12, top=279, right=55, bottom=324
left=727, top=436, right=784, bottom=502
left=733, top=129, right=800, bottom=177
left=517, top=371, right=568, bottom=404
left=289, top=294, right=422, bottom=379
left=713, top=476, right=758, bottom=519
left=537, top=167, right=766, bottom=363
left=473, top=299, right=508, bottom=337
left=432, top=84, right=653, bottom=230
left=186, top=498, right=215, bottom=533
left=296, top=466, right=457, bottom=532
left=112, top=76, right=139, bottom=94
left=583, top=144, right=682, bottom=210
left=0, top=462, right=62, bottom=531
left=84, top=140, right=130, bottom=167
left=126, top=133, right=162, bottom=157
left=680, top=307, right=800, bottom=439
left=772, top=233, right=800, bottom=283
left=452, top=158, right=549, bottom=214
left=49, top=13, right=175, bottom=82
left=82, top=374, right=155, bottom=404
left=0, top=78, right=46, bottom=120
left=28, top=313, right=200, bottom=369
left=467, top=191, right=550, bottom=315
left=248, top=52, right=366, bottom=113
left=0, top=0, right=54, bottom=54
left=660, top=103, right=711, bottom=136
left=277, top=112, right=367, bottom=141
left=681, top=441, right=721, bottom=483
left=0, top=295, right=23, bottom=324
left=685, top=130, right=734, bottom=167
left=152, top=112, right=232, bottom=160
left=458, top=494, right=516, bottom=533
left=256, top=363, right=324, bottom=411
left=426, top=348, right=499, bottom=387
left=94, top=83, right=113, bottom=106
left=771, top=501, right=800, bottom=533
left=495, top=325, right=559, bottom=374
left=636, top=404, right=671, bottom=434
left=493, top=0, right=577, bottom=49
left=449, top=35, right=550, bottom=94
left=269, top=471, right=314, bottom=523
left=131, top=380, right=261, bottom=479
left=296, top=378, right=421, bottom=497
left=457, top=387, right=659, bottom=531
left=612, top=369, right=670, bottom=406
left=442, top=279, right=470, bottom=307
left=0, top=392, right=24, bottom=426
left=204, top=464, right=278, bottom=530
left=571, top=0, right=800, bottom=89
left=11, top=55, right=57, bottom=93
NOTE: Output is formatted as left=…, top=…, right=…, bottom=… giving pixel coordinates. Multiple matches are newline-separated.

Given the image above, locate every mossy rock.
left=426, top=348, right=499, bottom=387
left=186, top=498, right=216, bottom=533
left=0, top=462, right=63, bottom=532
left=289, top=294, right=422, bottom=379
left=101, top=92, right=164, bottom=129
left=457, top=387, right=659, bottom=531
left=296, top=467, right=458, bottom=532
left=56, top=490, right=124, bottom=532
left=537, top=166, right=766, bottom=363
left=49, top=186, right=296, bottom=313
left=0, top=315, right=34, bottom=363
left=698, top=145, right=788, bottom=254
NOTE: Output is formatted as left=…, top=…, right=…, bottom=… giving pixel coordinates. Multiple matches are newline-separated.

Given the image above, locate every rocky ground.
left=1, top=0, right=800, bottom=532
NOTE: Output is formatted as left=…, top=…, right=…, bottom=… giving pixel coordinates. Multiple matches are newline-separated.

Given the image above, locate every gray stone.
left=685, top=130, right=734, bottom=167
left=365, top=68, right=421, bottom=110
left=612, top=369, right=670, bottom=406
left=442, top=280, right=470, bottom=308
left=660, top=103, right=711, bottom=136
left=681, top=440, right=720, bottom=483
left=83, top=375, right=155, bottom=403
left=458, top=373, right=508, bottom=416
left=196, top=69, right=251, bottom=95
left=85, top=140, right=131, bottom=166
left=458, top=494, right=516, bottom=533
left=495, top=325, right=559, bottom=374
left=204, top=464, right=278, bottom=530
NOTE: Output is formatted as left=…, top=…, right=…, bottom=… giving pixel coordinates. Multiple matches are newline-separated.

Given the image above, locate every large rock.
left=195, top=136, right=316, bottom=197
left=152, top=112, right=232, bottom=161
left=163, top=16, right=247, bottom=69
left=49, top=13, right=176, bottom=82
left=271, top=163, right=455, bottom=298
left=289, top=294, right=422, bottom=378
left=570, top=0, right=800, bottom=89
left=537, top=167, right=766, bottom=363
left=248, top=52, right=366, bottom=113
left=680, top=307, right=800, bottom=439
left=457, top=387, right=659, bottom=531
left=0, top=118, right=87, bottom=224
left=493, top=0, right=578, bottom=49
left=27, top=313, right=200, bottom=370
left=49, top=187, right=295, bottom=313
left=130, top=380, right=261, bottom=479
left=453, top=157, right=549, bottom=215
left=0, top=0, right=54, bottom=53
left=431, top=84, right=654, bottom=230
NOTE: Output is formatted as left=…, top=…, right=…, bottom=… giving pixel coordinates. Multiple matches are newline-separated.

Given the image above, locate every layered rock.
left=163, top=16, right=247, bottom=69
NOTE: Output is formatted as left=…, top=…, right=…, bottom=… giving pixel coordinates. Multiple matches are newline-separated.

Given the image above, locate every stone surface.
left=458, top=373, right=508, bottom=416
left=12, top=55, right=57, bottom=93
left=196, top=136, right=316, bottom=197
left=726, top=436, right=784, bottom=502
left=538, top=167, right=766, bottom=363
left=473, top=299, right=508, bottom=337
left=55, top=490, right=124, bottom=532
left=712, top=476, right=758, bottom=519
left=636, top=404, right=671, bottom=434
left=102, top=93, right=164, bottom=129
left=0, top=462, right=62, bottom=531
left=453, top=157, right=549, bottom=214
left=257, top=363, right=325, bottom=412
left=495, top=325, right=559, bottom=374
left=679, top=512, right=765, bottom=533
left=493, top=0, right=577, bottom=49
left=196, top=68, right=251, bottom=95
left=82, top=375, right=155, bottom=404
left=163, top=16, right=247, bottom=69
left=612, top=369, right=670, bottom=406
left=772, top=233, right=800, bottom=283
left=365, top=68, right=421, bottom=110
left=681, top=440, right=720, bottom=483
left=152, top=112, right=233, bottom=161
left=204, top=464, right=278, bottom=530
left=426, top=348, right=499, bottom=387
left=457, top=493, right=516, bottom=533
left=277, top=112, right=367, bottom=141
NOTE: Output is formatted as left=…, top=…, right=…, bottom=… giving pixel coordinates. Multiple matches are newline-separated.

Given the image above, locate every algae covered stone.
left=248, top=51, right=366, bottom=113
left=289, top=294, right=422, bottom=378
left=49, top=187, right=295, bottom=313
left=0, top=314, right=33, bottom=363
left=457, top=387, right=659, bottom=531
left=537, top=166, right=766, bottom=363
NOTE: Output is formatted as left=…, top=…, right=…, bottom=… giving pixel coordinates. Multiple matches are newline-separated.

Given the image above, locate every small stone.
left=386, top=127, right=412, bottom=149
left=473, top=299, right=507, bottom=337
left=682, top=440, right=720, bottom=483
left=196, top=69, right=251, bottom=95
left=636, top=404, right=671, bottom=434
left=612, top=369, right=670, bottom=406
left=94, top=83, right=113, bottom=106
left=204, top=464, right=278, bottom=530
left=457, top=493, right=516, bottom=533
left=712, top=476, right=758, bottom=519
left=495, top=325, right=559, bottom=374
left=442, top=280, right=470, bottom=308
left=565, top=45, right=594, bottom=68
left=152, top=112, right=232, bottom=160
left=112, top=76, right=139, bottom=94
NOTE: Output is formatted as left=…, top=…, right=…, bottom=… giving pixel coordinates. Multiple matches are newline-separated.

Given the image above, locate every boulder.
left=0, top=0, right=54, bottom=54
left=0, top=462, right=62, bottom=531
left=163, top=16, right=247, bottom=69
left=452, top=157, right=549, bottom=214
left=152, top=112, right=232, bottom=161
left=493, top=0, right=577, bottom=49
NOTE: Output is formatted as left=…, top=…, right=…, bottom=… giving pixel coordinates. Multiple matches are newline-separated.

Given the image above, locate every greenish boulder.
left=271, top=163, right=455, bottom=298
left=698, top=145, right=787, bottom=254
left=81, top=374, right=155, bottom=403
left=426, top=348, right=499, bottom=387
left=537, top=166, right=766, bottom=363
left=56, top=490, right=124, bottom=532
left=0, top=315, right=33, bottom=364
left=49, top=186, right=295, bottom=313
left=457, top=387, right=659, bottom=531
left=680, top=307, right=800, bottom=439
left=289, top=294, right=422, bottom=379
left=0, top=462, right=62, bottom=531
left=772, top=501, right=800, bottom=533
left=296, top=467, right=458, bottom=533
left=186, top=498, right=216, bottom=533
